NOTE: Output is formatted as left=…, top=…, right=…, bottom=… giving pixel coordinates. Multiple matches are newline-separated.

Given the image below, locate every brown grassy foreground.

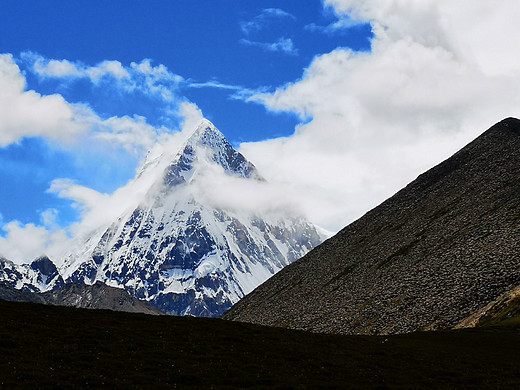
left=1, top=299, right=519, bottom=389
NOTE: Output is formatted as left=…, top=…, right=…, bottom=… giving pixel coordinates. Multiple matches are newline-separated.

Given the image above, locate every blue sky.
left=2, top=0, right=520, bottom=263
left=0, top=0, right=371, bottom=229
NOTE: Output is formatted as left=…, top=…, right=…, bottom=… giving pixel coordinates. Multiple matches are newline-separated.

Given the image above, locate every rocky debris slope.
left=224, top=118, right=520, bottom=335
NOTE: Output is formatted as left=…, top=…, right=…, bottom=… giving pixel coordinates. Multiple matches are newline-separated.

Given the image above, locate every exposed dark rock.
left=0, top=281, right=161, bottom=315
left=41, top=282, right=162, bottom=314
left=0, top=282, right=47, bottom=304
left=30, top=256, right=64, bottom=288
left=224, top=118, right=520, bottom=335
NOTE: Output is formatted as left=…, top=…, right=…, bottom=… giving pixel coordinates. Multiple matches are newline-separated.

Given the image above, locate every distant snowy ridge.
left=0, top=256, right=63, bottom=292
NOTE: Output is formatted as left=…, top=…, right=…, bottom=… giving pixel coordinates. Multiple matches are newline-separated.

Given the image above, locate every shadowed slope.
left=1, top=299, right=519, bottom=389
left=225, top=118, right=520, bottom=335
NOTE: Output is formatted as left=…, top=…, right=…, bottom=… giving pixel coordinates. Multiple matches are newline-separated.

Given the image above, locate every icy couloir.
left=59, top=120, right=323, bottom=317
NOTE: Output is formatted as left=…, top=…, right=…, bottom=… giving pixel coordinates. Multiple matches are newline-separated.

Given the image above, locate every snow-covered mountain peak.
left=5, top=119, right=323, bottom=318
left=162, top=120, right=262, bottom=188
left=188, top=119, right=225, bottom=145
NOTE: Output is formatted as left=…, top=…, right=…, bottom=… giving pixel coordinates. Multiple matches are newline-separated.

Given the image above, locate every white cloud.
left=188, top=80, right=259, bottom=102
left=0, top=52, right=179, bottom=158
left=189, top=80, right=243, bottom=91
left=40, top=208, right=59, bottom=228
left=0, top=54, right=91, bottom=146
left=86, top=60, right=130, bottom=81
left=24, top=53, right=184, bottom=102
left=240, top=38, right=298, bottom=55
left=240, top=8, right=295, bottom=35
left=91, top=115, right=166, bottom=155
left=0, top=220, right=69, bottom=264
left=240, top=0, right=520, bottom=232
left=33, top=58, right=83, bottom=78
left=25, top=52, right=130, bottom=81
left=129, top=59, right=184, bottom=101
left=177, top=102, right=204, bottom=137
left=262, top=8, right=295, bottom=19
left=305, top=10, right=361, bottom=36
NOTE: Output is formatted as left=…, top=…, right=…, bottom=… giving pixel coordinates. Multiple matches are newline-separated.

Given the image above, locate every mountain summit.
left=163, top=120, right=262, bottom=187
left=58, top=120, right=322, bottom=317
left=225, top=118, right=520, bottom=334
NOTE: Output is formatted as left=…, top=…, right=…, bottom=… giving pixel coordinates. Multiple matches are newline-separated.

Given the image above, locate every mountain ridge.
left=224, top=117, right=520, bottom=334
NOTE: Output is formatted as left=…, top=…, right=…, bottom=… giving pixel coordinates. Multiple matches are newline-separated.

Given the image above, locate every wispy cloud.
left=305, top=17, right=360, bottom=35
left=0, top=52, right=182, bottom=156
left=263, top=8, right=295, bottom=19
left=240, top=8, right=296, bottom=35
left=187, top=80, right=259, bottom=101
left=188, top=80, right=244, bottom=91
left=240, top=37, right=298, bottom=56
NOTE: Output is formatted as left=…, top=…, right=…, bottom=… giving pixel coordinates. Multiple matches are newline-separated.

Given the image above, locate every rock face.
left=224, top=118, right=520, bottom=335
left=60, top=120, right=322, bottom=317
left=0, top=281, right=161, bottom=315
left=41, top=282, right=162, bottom=314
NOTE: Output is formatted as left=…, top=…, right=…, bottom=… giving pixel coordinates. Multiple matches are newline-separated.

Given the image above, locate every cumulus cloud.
left=0, top=52, right=174, bottom=154
left=0, top=54, right=91, bottom=146
left=240, top=0, right=520, bottom=231
left=128, top=59, right=184, bottom=101
left=25, top=51, right=130, bottom=81
left=29, top=55, right=129, bottom=81
left=0, top=220, right=69, bottom=264
left=23, top=53, right=184, bottom=102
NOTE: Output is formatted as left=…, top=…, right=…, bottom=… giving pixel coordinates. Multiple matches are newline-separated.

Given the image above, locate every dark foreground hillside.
left=1, top=299, right=520, bottom=389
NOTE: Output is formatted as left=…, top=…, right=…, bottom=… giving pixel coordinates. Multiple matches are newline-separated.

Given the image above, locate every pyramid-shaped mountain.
left=225, top=118, right=520, bottom=334
left=59, top=120, right=322, bottom=317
